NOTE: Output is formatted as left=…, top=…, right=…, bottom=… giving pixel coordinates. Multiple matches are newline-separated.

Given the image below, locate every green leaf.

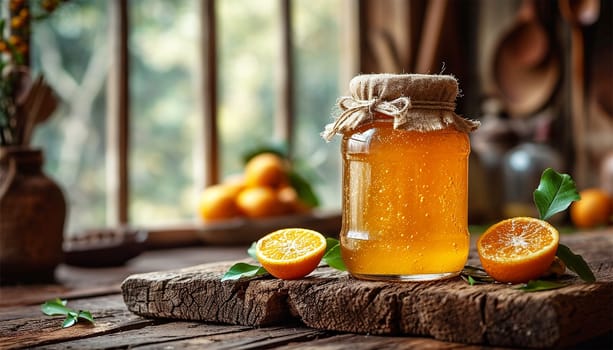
left=240, top=143, right=319, bottom=207
left=467, top=275, right=476, bottom=286
left=62, top=315, right=77, bottom=328
left=556, top=244, right=596, bottom=282
left=247, top=242, right=257, bottom=260
left=41, top=299, right=71, bottom=316
left=288, top=171, right=320, bottom=208
left=533, top=168, right=580, bottom=220
left=460, top=265, right=496, bottom=284
left=514, top=280, right=567, bottom=292
left=242, top=142, right=288, bottom=164
left=325, top=238, right=339, bottom=255
left=322, top=243, right=347, bottom=271
left=42, top=299, right=95, bottom=328
left=221, top=262, right=268, bottom=281
left=77, top=310, right=95, bottom=323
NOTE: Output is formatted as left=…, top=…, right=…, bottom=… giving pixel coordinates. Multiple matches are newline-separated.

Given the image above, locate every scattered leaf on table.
left=556, top=244, right=596, bottom=282
left=325, top=238, right=339, bottom=255
left=514, top=280, right=568, bottom=292
left=533, top=168, right=580, bottom=221
left=41, top=298, right=95, bottom=328
left=322, top=240, right=347, bottom=271
left=77, top=310, right=95, bottom=323
left=461, top=265, right=496, bottom=284
left=62, top=316, right=77, bottom=328
left=41, top=298, right=71, bottom=316
left=221, top=262, right=268, bottom=281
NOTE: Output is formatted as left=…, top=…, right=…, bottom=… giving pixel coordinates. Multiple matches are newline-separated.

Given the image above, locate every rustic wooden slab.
left=121, top=231, right=613, bottom=349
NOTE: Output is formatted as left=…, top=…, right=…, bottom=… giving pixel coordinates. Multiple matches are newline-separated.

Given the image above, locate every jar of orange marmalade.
left=322, top=74, right=480, bottom=281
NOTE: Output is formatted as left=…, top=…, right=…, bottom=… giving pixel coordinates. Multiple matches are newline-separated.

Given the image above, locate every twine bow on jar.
left=320, top=96, right=410, bottom=142
left=321, top=74, right=480, bottom=142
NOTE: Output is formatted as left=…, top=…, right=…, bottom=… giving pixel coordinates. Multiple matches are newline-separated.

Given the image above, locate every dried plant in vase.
left=0, top=0, right=67, bottom=285
left=1, top=0, right=65, bottom=145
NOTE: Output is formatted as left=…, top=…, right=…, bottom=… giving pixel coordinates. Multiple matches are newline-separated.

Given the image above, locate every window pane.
left=30, top=0, right=344, bottom=237
left=218, top=0, right=278, bottom=178
left=31, top=0, right=110, bottom=235
left=129, top=0, right=201, bottom=226
left=293, top=0, right=342, bottom=210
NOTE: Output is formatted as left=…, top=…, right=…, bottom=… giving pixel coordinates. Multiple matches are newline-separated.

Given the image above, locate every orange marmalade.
left=340, top=120, right=471, bottom=281
left=323, top=74, right=479, bottom=281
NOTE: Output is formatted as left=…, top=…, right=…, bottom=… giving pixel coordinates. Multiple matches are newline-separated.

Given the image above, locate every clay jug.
left=0, top=147, right=66, bottom=284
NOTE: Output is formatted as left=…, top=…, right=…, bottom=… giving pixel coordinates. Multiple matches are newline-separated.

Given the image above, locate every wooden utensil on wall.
left=559, top=0, right=601, bottom=187
left=414, top=0, right=448, bottom=74
left=492, top=0, right=560, bottom=117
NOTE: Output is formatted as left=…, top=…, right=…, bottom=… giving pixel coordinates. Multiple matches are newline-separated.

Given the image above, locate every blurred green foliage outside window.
left=31, top=0, right=342, bottom=235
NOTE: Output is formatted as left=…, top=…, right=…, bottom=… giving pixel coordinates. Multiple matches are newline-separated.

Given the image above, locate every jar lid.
left=322, top=74, right=480, bottom=141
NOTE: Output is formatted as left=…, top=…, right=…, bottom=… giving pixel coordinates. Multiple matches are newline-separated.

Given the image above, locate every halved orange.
left=477, top=217, right=559, bottom=283
left=255, top=228, right=326, bottom=280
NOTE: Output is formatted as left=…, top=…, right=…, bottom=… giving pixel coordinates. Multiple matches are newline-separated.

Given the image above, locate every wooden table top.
left=1, top=229, right=612, bottom=349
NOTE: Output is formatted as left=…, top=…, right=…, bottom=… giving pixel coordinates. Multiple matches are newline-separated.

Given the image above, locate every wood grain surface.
left=122, top=232, right=613, bottom=349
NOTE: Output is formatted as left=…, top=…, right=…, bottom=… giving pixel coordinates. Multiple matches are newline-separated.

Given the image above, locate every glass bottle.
left=322, top=74, right=479, bottom=281
left=502, top=117, right=563, bottom=219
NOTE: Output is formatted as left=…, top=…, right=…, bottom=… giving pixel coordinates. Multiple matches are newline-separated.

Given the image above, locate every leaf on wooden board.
left=514, top=280, right=568, bottom=292
left=556, top=244, right=596, bottom=282
left=533, top=168, right=580, bottom=221
left=41, top=298, right=71, bottom=316
left=325, top=237, right=339, bottom=255
left=77, top=310, right=95, bottom=323
left=42, top=298, right=95, bottom=328
left=221, top=262, right=268, bottom=281
left=62, top=316, right=77, bottom=328
left=322, top=242, right=347, bottom=271
left=461, top=265, right=496, bottom=284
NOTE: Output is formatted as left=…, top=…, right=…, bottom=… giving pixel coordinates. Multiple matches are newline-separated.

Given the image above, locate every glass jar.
left=502, top=117, right=564, bottom=220
left=323, top=74, right=479, bottom=281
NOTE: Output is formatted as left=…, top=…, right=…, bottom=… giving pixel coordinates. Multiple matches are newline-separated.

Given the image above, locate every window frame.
left=104, top=0, right=354, bottom=246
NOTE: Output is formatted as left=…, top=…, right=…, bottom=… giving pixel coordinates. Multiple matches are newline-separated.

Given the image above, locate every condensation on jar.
left=322, top=74, right=480, bottom=281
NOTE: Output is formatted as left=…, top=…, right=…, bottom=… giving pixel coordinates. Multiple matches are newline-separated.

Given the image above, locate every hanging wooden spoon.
left=492, top=0, right=560, bottom=117
left=559, top=0, right=600, bottom=187
left=414, top=0, right=448, bottom=74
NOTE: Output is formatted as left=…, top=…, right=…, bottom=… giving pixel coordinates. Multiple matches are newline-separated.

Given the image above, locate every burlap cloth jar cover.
left=322, top=74, right=480, bottom=141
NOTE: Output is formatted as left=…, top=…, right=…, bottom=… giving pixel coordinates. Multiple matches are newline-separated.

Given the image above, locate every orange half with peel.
left=477, top=217, right=559, bottom=283
left=255, top=228, right=326, bottom=280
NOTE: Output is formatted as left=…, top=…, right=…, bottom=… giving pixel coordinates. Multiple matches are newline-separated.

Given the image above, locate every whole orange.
left=244, top=153, right=287, bottom=188
left=236, top=186, right=285, bottom=218
left=278, top=185, right=310, bottom=214
left=221, top=174, right=246, bottom=197
left=198, top=184, right=241, bottom=221
left=570, top=188, right=612, bottom=229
